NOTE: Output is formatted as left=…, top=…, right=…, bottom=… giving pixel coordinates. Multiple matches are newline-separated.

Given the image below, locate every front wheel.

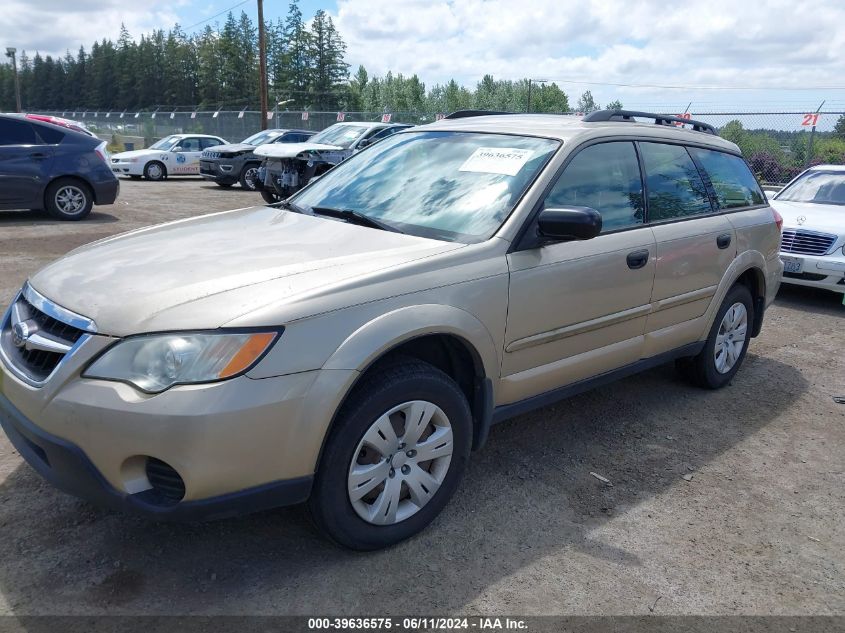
left=239, top=164, right=261, bottom=191
left=260, top=189, right=283, bottom=204
left=309, top=359, right=471, bottom=550
left=143, top=161, right=166, bottom=181
left=677, top=283, right=754, bottom=389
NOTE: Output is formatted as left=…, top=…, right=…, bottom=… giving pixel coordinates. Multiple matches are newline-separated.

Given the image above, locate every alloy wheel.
left=55, top=186, right=86, bottom=215
left=243, top=167, right=259, bottom=190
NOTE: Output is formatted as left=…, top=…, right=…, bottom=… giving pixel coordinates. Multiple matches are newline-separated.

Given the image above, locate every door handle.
left=29, top=152, right=48, bottom=160
left=626, top=249, right=649, bottom=270
left=716, top=233, right=732, bottom=249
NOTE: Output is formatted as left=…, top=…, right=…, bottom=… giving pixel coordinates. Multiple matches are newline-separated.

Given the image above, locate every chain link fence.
left=40, top=108, right=845, bottom=186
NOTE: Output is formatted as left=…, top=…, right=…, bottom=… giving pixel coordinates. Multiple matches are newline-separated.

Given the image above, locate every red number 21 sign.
left=802, top=113, right=821, bottom=126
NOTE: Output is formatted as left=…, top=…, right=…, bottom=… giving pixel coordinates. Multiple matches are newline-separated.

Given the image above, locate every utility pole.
left=257, top=0, right=268, bottom=130
left=5, top=48, right=22, bottom=113
left=527, top=79, right=532, bottom=113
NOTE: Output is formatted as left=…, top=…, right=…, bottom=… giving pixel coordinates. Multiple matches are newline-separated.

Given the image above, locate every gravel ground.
left=0, top=178, right=843, bottom=616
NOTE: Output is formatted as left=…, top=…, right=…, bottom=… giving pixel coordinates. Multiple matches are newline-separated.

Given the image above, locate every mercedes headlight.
left=84, top=331, right=278, bottom=393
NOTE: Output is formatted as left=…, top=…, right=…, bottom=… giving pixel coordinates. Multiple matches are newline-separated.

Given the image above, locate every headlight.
left=84, top=331, right=278, bottom=393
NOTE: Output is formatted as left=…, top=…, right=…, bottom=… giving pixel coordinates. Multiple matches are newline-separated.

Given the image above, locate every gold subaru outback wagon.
left=0, top=110, right=783, bottom=549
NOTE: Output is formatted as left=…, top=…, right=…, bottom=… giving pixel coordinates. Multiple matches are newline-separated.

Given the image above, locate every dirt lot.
left=0, top=178, right=843, bottom=616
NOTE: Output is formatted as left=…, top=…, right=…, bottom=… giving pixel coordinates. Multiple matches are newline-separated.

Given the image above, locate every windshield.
left=149, top=135, right=181, bottom=151
left=308, top=124, right=369, bottom=148
left=777, top=170, right=845, bottom=206
left=243, top=130, right=282, bottom=146
left=292, top=131, right=560, bottom=242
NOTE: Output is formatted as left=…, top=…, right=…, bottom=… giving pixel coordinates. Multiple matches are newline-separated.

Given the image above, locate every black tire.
left=260, top=189, right=283, bottom=204
left=143, top=161, right=166, bottom=181
left=44, top=178, right=93, bottom=221
left=677, top=283, right=754, bottom=389
left=309, top=358, right=472, bottom=550
left=216, top=182, right=234, bottom=188
left=239, top=164, right=261, bottom=191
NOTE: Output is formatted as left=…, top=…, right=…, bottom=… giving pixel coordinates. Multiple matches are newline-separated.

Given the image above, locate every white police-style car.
left=110, top=134, right=228, bottom=181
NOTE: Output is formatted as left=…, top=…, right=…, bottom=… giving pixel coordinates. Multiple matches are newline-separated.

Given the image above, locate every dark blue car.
left=0, top=114, right=119, bottom=221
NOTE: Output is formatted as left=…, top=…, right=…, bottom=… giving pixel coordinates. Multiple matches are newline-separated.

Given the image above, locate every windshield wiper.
left=311, top=207, right=404, bottom=234
left=276, top=199, right=306, bottom=213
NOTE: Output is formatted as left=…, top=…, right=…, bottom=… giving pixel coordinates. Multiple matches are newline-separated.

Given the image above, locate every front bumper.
left=110, top=160, right=143, bottom=177
left=200, top=160, right=238, bottom=184
left=0, top=333, right=357, bottom=519
left=780, top=250, right=845, bottom=294
left=0, top=392, right=312, bottom=520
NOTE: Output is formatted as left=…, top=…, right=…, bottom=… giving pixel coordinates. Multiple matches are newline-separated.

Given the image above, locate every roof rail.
left=582, top=109, right=717, bottom=135
left=444, top=109, right=514, bottom=119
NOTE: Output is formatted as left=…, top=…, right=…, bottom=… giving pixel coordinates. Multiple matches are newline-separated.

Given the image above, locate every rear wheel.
left=44, top=178, right=93, bottom=220
left=677, top=283, right=753, bottom=389
left=143, top=161, right=166, bottom=181
left=239, top=164, right=261, bottom=191
left=309, top=359, right=471, bottom=550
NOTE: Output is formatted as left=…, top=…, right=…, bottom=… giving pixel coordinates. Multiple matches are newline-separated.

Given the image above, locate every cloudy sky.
left=3, top=0, right=845, bottom=112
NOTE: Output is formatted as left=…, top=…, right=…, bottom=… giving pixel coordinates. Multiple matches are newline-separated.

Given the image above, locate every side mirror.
left=537, top=206, right=602, bottom=242
left=357, top=138, right=371, bottom=148
left=171, top=145, right=183, bottom=152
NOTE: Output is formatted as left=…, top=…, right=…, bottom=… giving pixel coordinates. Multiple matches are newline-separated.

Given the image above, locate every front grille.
left=780, top=229, right=837, bottom=256
left=145, top=458, right=186, bottom=503
left=0, top=288, right=88, bottom=384
left=202, top=151, right=221, bottom=160
left=783, top=271, right=828, bottom=281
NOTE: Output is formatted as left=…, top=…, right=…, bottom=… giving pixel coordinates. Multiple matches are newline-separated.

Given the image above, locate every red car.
left=24, top=114, right=95, bottom=137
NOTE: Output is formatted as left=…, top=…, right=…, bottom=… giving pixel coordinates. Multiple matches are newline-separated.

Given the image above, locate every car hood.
left=112, top=149, right=165, bottom=160
left=770, top=200, right=845, bottom=235
left=204, top=143, right=256, bottom=154
left=254, top=142, right=344, bottom=159
left=28, top=206, right=464, bottom=336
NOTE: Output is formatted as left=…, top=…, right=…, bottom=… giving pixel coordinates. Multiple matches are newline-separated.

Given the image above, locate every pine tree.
left=307, top=11, right=348, bottom=110
left=276, top=0, right=312, bottom=108
left=347, top=65, right=368, bottom=111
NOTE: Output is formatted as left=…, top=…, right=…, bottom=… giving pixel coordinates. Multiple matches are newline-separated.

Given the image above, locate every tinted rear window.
left=34, top=124, right=66, bottom=145
left=640, top=142, right=712, bottom=221
left=689, top=148, right=765, bottom=209
left=0, top=118, right=39, bottom=145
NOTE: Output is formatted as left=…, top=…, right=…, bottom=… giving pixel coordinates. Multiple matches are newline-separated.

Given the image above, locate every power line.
left=182, top=0, right=251, bottom=32
left=535, top=77, right=845, bottom=91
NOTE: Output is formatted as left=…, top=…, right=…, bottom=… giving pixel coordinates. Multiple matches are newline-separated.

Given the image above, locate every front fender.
left=323, top=303, right=500, bottom=382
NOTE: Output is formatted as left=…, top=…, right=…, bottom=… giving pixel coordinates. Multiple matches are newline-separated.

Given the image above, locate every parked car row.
left=1, top=112, right=843, bottom=303
left=199, top=128, right=314, bottom=191
left=2, top=109, right=795, bottom=550
left=253, top=121, right=411, bottom=203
